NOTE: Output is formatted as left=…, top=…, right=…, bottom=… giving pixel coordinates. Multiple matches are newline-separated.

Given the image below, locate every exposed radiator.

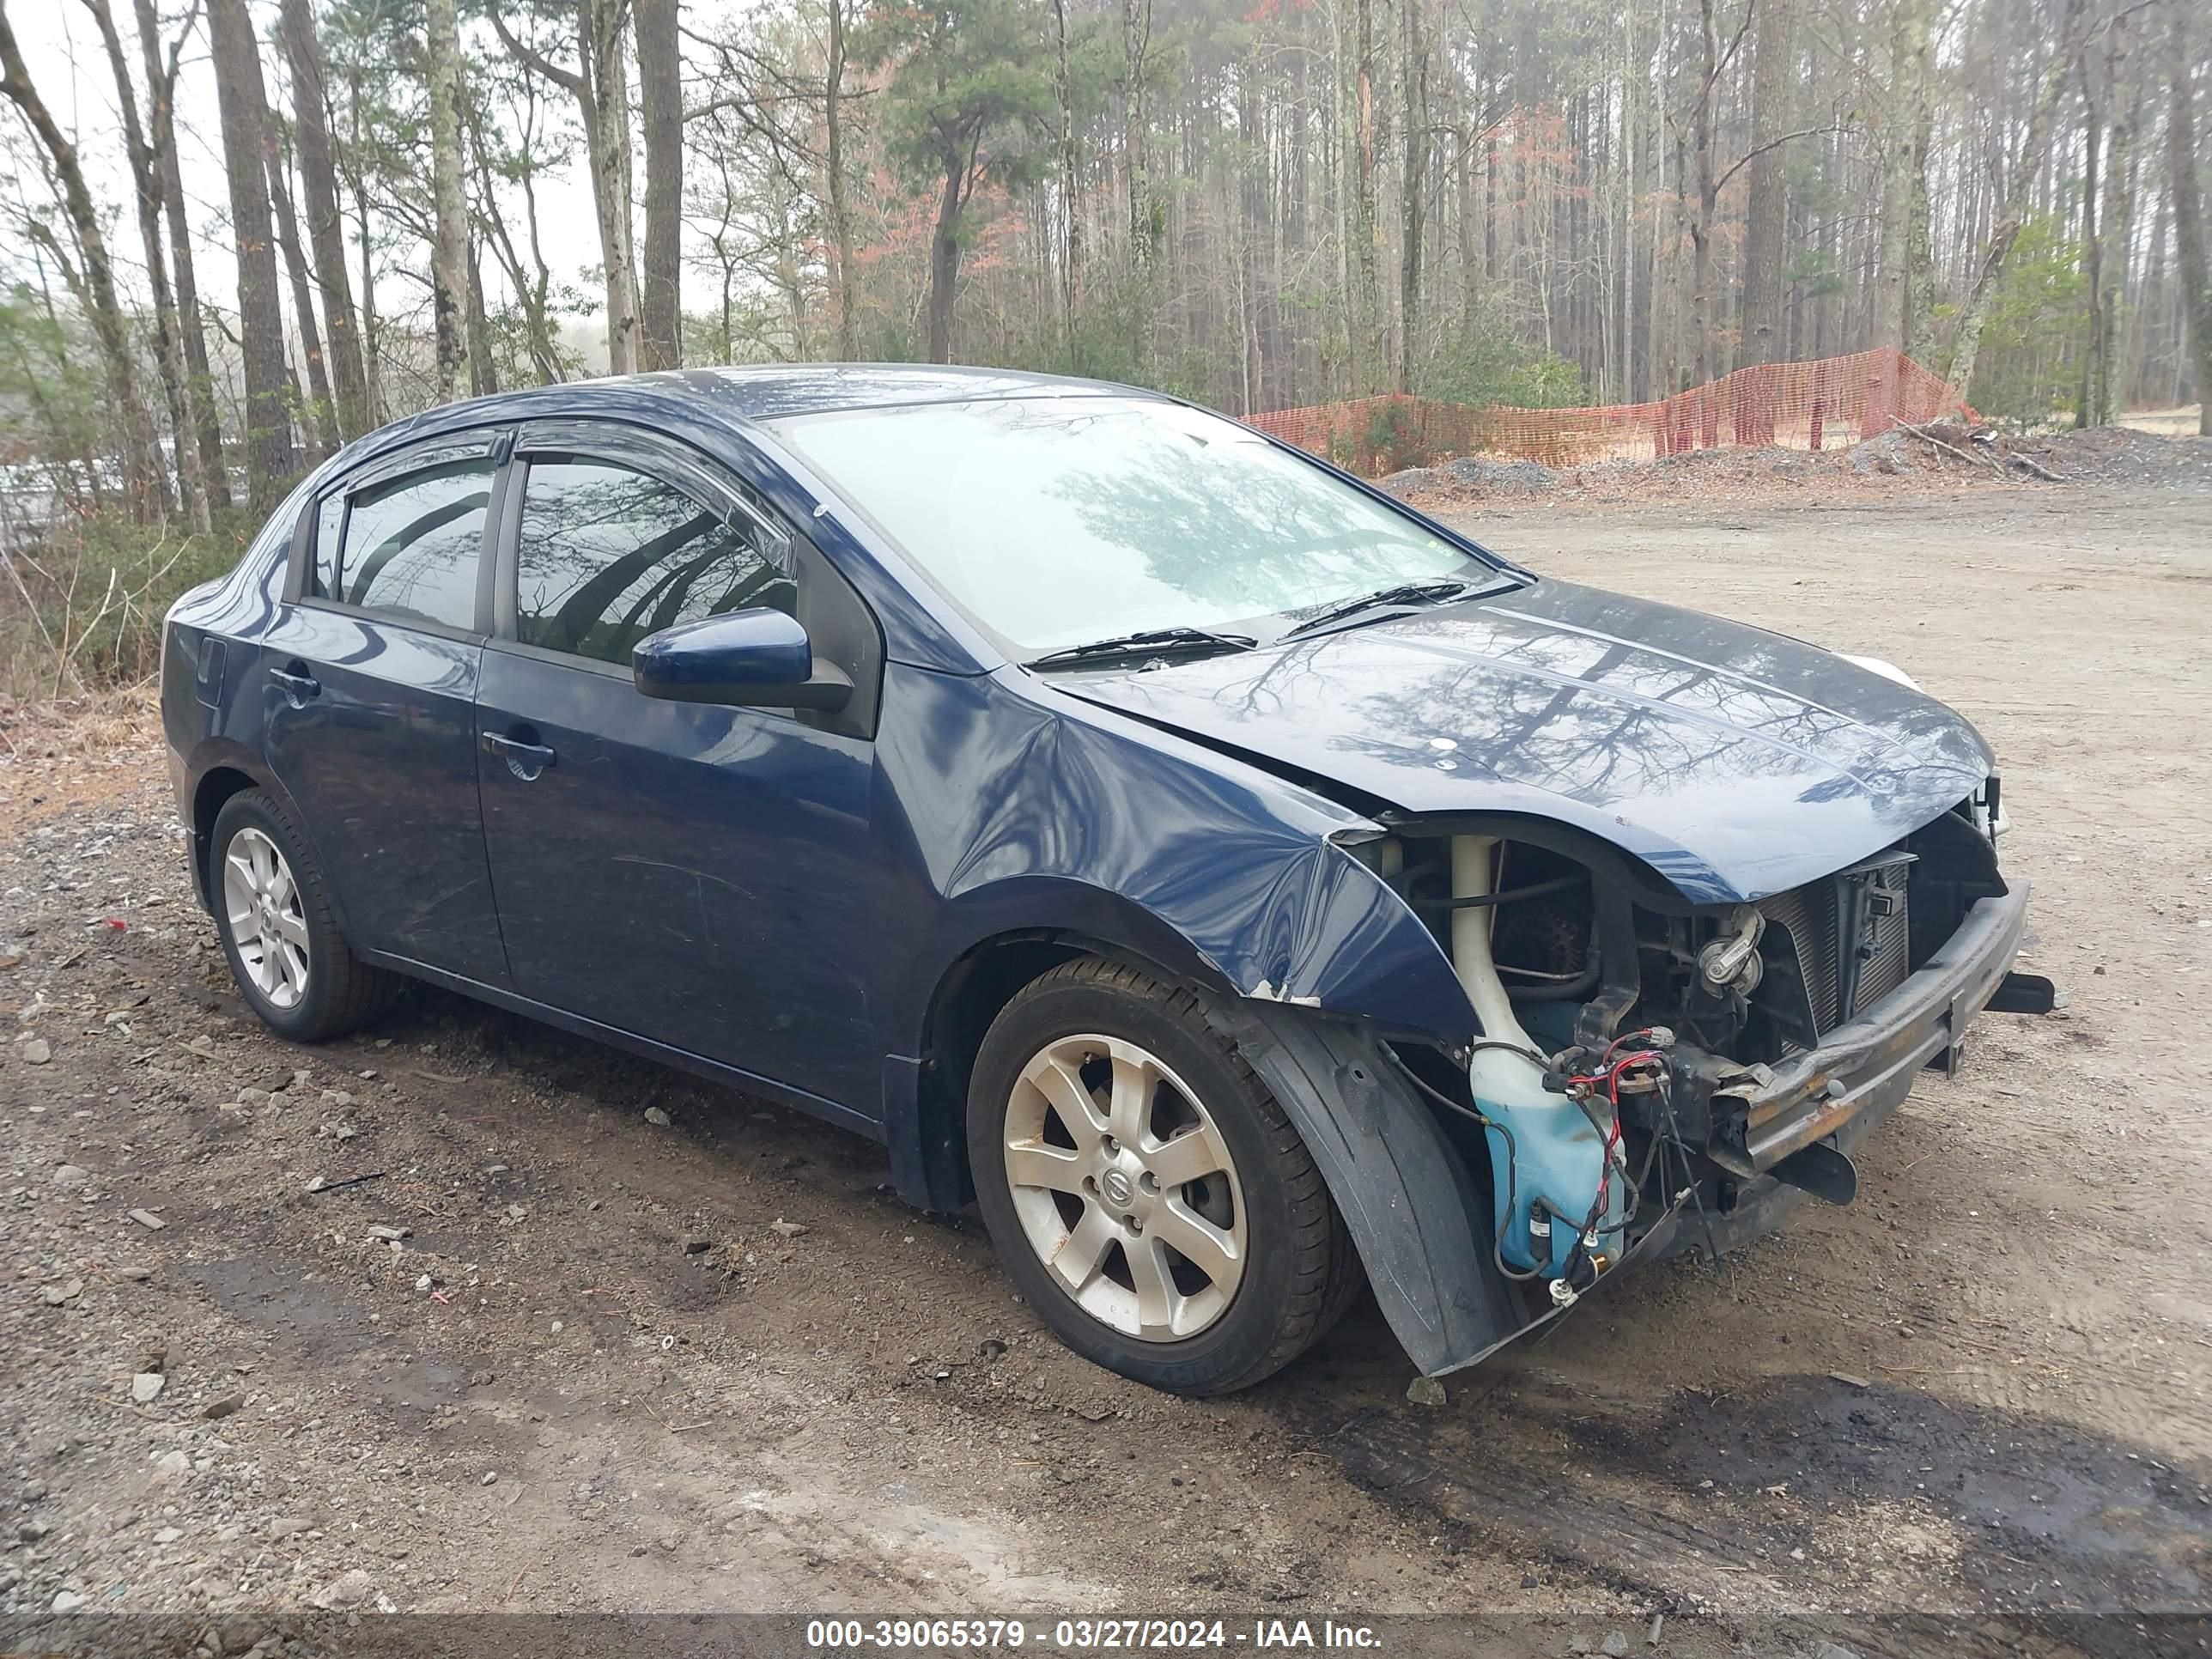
left=1758, top=855, right=1913, bottom=1039
left=1758, top=883, right=1840, bottom=1032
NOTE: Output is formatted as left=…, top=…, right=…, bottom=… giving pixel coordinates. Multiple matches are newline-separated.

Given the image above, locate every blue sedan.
left=161, top=366, right=2039, bottom=1394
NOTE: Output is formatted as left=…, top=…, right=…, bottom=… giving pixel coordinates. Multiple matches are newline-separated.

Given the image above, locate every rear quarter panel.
left=160, top=481, right=307, bottom=894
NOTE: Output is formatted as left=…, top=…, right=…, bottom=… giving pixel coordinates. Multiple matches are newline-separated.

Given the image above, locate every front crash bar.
left=1723, top=884, right=2031, bottom=1176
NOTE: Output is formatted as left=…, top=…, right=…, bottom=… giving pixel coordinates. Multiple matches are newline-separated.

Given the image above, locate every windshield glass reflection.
left=775, top=397, right=1486, bottom=653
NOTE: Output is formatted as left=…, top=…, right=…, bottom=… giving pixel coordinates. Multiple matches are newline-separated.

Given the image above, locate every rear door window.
left=325, top=460, right=494, bottom=630
left=514, top=458, right=796, bottom=665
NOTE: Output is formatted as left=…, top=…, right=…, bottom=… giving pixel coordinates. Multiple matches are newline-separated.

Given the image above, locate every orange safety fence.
left=1245, top=347, right=1972, bottom=473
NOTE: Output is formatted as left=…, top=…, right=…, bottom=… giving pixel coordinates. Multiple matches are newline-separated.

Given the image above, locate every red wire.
left=1571, top=1050, right=1656, bottom=1225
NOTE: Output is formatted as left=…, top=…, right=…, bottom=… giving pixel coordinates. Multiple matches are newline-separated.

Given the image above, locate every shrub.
left=1418, top=305, right=1588, bottom=411
left=1364, top=400, right=1434, bottom=473
left=1, top=506, right=252, bottom=700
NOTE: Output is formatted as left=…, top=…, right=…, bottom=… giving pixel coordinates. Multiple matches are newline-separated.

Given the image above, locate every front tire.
left=209, top=789, right=395, bottom=1042
left=967, top=958, right=1359, bottom=1395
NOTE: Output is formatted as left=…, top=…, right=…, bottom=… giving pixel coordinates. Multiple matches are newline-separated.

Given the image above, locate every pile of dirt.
left=1381, top=456, right=1560, bottom=500
left=1384, top=421, right=2209, bottom=511
left=2008, top=422, right=2212, bottom=489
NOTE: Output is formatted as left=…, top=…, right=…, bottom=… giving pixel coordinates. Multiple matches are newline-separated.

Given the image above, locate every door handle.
left=268, top=664, right=320, bottom=705
left=482, top=730, right=556, bottom=781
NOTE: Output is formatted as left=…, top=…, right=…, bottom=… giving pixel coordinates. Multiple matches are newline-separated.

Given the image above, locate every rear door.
left=259, top=434, right=510, bottom=986
left=474, top=421, right=881, bottom=1111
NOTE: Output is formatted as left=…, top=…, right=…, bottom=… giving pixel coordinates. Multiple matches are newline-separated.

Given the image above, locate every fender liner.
left=1216, top=1000, right=1522, bottom=1376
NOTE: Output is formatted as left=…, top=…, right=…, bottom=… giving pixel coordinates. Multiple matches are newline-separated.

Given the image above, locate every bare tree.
left=1947, top=0, right=2087, bottom=396
left=135, top=0, right=231, bottom=507
left=635, top=0, right=682, bottom=368
left=1395, top=0, right=1429, bottom=392
left=264, top=128, right=338, bottom=457
left=1050, top=0, right=1079, bottom=355
left=278, top=0, right=368, bottom=439
left=493, top=0, right=640, bottom=374
left=2170, top=0, right=2212, bottom=433
left=824, top=0, right=859, bottom=360
left=1875, top=0, right=1935, bottom=355
left=427, top=0, right=469, bottom=399
left=205, top=0, right=297, bottom=507
left=81, top=0, right=209, bottom=528
left=1738, top=0, right=1796, bottom=369
left=0, top=0, right=167, bottom=521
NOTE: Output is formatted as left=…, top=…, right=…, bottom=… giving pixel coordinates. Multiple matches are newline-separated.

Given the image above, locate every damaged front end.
left=1340, top=787, right=2042, bottom=1346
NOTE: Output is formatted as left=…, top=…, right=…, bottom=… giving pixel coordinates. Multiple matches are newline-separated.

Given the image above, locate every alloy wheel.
left=222, top=826, right=310, bottom=1011
left=1002, top=1033, right=1247, bottom=1341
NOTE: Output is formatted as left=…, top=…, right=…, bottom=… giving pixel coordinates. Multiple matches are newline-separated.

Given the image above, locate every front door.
left=473, top=428, right=879, bottom=1111
left=259, top=436, right=509, bottom=986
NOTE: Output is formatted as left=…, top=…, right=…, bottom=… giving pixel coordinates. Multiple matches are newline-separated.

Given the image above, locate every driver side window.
left=514, top=456, right=796, bottom=666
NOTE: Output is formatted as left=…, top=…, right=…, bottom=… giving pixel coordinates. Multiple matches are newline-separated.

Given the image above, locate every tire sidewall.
left=968, top=974, right=1310, bottom=1393
left=209, top=792, right=340, bottom=1043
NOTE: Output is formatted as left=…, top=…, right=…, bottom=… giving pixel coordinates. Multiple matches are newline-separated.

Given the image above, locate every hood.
left=1054, top=577, right=1994, bottom=905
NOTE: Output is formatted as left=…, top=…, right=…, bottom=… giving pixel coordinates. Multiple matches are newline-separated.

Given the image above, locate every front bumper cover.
left=1717, top=882, right=2031, bottom=1178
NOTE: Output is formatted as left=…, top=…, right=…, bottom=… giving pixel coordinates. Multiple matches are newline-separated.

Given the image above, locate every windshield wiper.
left=1278, top=578, right=1496, bottom=642
left=1025, top=626, right=1259, bottom=671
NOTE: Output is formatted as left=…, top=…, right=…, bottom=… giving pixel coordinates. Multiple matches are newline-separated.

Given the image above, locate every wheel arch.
left=886, top=902, right=1243, bottom=1212
left=183, top=750, right=337, bottom=933
left=891, top=925, right=1532, bottom=1378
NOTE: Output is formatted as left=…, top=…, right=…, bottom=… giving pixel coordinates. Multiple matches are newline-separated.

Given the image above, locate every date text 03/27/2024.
left=803, top=1619, right=1384, bottom=1650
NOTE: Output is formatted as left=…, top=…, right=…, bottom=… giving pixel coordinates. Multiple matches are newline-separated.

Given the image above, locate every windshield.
left=774, top=396, right=1491, bottom=654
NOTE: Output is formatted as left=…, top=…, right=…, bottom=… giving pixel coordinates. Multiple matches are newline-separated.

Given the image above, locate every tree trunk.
left=1349, top=0, right=1376, bottom=391
left=2102, top=12, right=2148, bottom=424
left=264, top=137, right=338, bottom=458
left=1739, top=0, right=1795, bottom=379
left=635, top=0, right=682, bottom=369
left=84, top=0, right=208, bottom=530
left=1051, top=0, right=1079, bottom=354
left=1949, top=0, right=2086, bottom=398
left=2, top=4, right=166, bottom=521
left=1395, top=0, right=1426, bottom=393
left=2172, top=0, right=2212, bottom=433
left=349, top=96, right=386, bottom=422
left=206, top=0, right=295, bottom=510
left=1123, top=0, right=1154, bottom=263
left=606, top=0, right=641, bottom=375
left=1682, top=0, right=1721, bottom=415
left=1875, top=0, right=1935, bottom=356
left=926, top=156, right=963, bottom=364
left=586, top=0, right=640, bottom=374
left=466, top=238, right=499, bottom=396
left=425, top=0, right=468, bottom=400
left=277, top=0, right=367, bottom=441
left=825, top=0, right=858, bottom=359
left=136, top=0, right=230, bottom=509
left=2075, top=54, right=2104, bottom=428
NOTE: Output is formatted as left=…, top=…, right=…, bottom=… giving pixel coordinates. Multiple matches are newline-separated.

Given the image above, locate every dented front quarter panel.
left=874, top=665, right=1478, bottom=1056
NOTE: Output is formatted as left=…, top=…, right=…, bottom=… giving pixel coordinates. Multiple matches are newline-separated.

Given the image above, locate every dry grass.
left=0, top=685, right=162, bottom=828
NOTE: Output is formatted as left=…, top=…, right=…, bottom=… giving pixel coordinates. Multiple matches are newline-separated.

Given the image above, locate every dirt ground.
left=3, top=440, right=2209, bottom=1659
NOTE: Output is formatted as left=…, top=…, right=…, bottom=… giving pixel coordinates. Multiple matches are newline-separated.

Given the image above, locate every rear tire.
left=967, top=957, right=1360, bottom=1395
left=209, top=789, right=396, bottom=1042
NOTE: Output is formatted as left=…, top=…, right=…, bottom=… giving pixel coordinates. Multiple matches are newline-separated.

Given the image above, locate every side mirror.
left=632, top=607, right=853, bottom=712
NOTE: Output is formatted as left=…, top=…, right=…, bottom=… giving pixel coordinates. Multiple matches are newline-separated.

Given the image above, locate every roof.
left=320, top=363, right=1156, bottom=489
left=654, top=362, right=1146, bottom=422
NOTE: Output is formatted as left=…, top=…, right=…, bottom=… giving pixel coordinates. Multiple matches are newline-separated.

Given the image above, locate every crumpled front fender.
left=884, top=666, right=1480, bottom=1053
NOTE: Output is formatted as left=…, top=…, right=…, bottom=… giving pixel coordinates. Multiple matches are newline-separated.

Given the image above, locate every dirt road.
left=3, top=468, right=2208, bottom=1658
